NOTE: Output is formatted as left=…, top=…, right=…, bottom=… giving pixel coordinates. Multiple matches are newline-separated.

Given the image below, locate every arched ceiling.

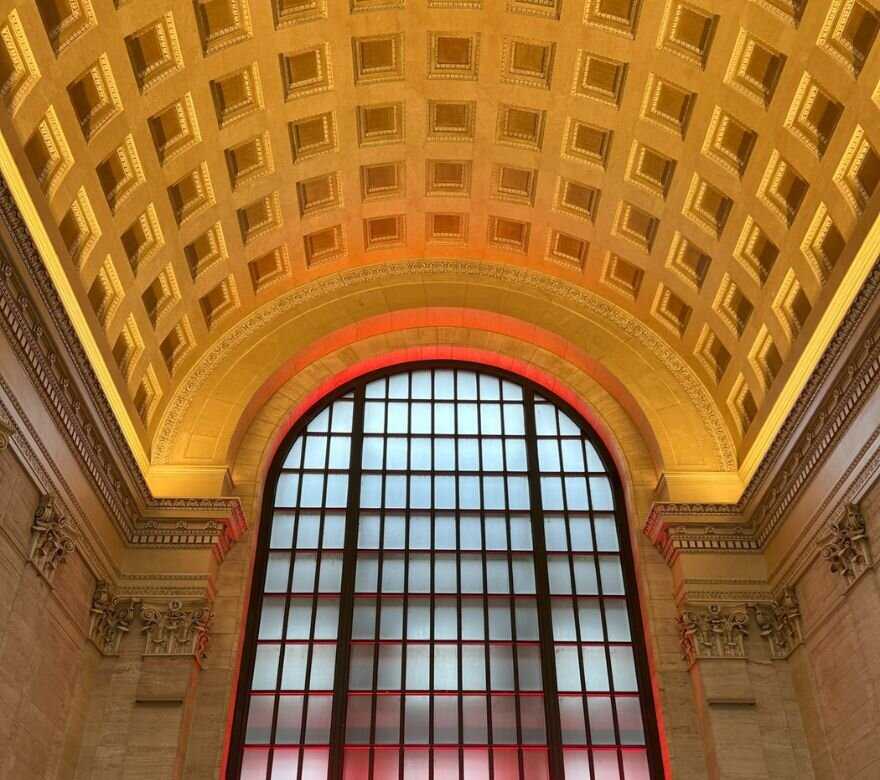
left=1, top=0, right=879, bottom=497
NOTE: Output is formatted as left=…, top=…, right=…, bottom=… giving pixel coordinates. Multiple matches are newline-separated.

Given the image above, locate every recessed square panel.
left=304, top=225, right=345, bottom=266
left=491, top=165, right=537, bottom=205
left=725, top=30, right=785, bottom=107
left=281, top=44, right=333, bottom=99
left=641, top=74, right=695, bottom=137
left=496, top=104, right=545, bottom=150
left=601, top=252, right=644, bottom=300
left=428, top=33, right=480, bottom=80
left=210, top=63, right=264, bottom=127
left=290, top=112, right=337, bottom=160
left=547, top=231, right=589, bottom=270
left=563, top=120, right=612, bottom=168
left=488, top=216, right=530, bottom=253
left=502, top=38, right=555, bottom=89
left=702, top=107, right=756, bottom=177
left=427, top=101, right=476, bottom=141
left=352, top=34, right=405, bottom=83
left=361, top=162, right=405, bottom=201
left=426, top=213, right=468, bottom=243
left=573, top=52, right=627, bottom=106
left=357, top=103, right=405, bottom=146
left=364, top=215, right=406, bottom=249
left=426, top=160, right=472, bottom=197
left=125, top=12, right=183, bottom=93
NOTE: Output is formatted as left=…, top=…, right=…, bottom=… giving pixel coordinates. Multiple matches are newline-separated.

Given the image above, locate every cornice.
left=648, top=259, right=880, bottom=558
left=0, top=181, right=243, bottom=553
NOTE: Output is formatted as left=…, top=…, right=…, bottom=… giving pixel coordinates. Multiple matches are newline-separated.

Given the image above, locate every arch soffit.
left=153, top=263, right=737, bottom=481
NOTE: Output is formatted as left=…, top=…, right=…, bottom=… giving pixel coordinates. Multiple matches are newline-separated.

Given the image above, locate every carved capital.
left=751, top=587, right=803, bottom=660
left=0, top=417, right=13, bottom=450
left=817, top=503, right=871, bottom=586
left=88, top=581, right=139, bottom=656
left=677, top=603, right=749, bottom=667
left=141, top=599, right=214, bottom=665
left=29, top=494, right=76, bottom=583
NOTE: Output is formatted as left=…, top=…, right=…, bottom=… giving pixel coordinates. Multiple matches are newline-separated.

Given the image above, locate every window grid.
left=232, top=366, right=660, bottom=780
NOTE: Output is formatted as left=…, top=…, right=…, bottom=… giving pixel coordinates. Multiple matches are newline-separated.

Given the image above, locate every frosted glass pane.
left=352, top=599, right=375, bottom=639
left=258, top=596, right=285, bottom=640
left=599, top=556, right=625, bottom=595
left=276, top=696, right=304, bottom=744
left=387, top=402, right=408, bottom=433
left=489, top=645, right=514, bottom=690
left=362, top=437, right=383, bottom=469
left=310, top=645, right=336, bottom=691
left=245, top=696, right=274, bottom=743
left=458, top=439, right=480, bottom=471
left=583, top=646, right=610, bottom=691
left=406, top=647, right=430, bottom=690
left=386, top=437, right=407, bottom=470
left=560, top=439, right=585, bottom=471
left=304, top=696, right=332, bottom=743
left=434, top=645, right=458, bottom=689
left=313, top=599, right=339, bottom=639
left=331, top=400, right=353, bottom=432
left=297, top=514, right=320, bottom=548
left=589, top=477, right=614, bottom=510
left=457, top=371, right=478, bottom=399
left=405, top=696, right=430, bottom=744
left=555, top=646, right=581, bottom=692
left=461, top=646, right=486, bottom=690
left=504, top=403, right=525, bottom=435
left=348, top=644, right=374, bottom=689
left=610, top=646, right=638, bottom=692
left=505, top=439, right=527, bottom=471
left=265, top=553, right=290, bottom=592
left=363, top=402, right=385, bottom=433
left=616, top=696, right=646, bottom=745
left=270, top=513, right=294, bottom=548
left=604, top=600, right=631, bottom=641
left=281, top=644, right=308, bottom=690
left=377, top=644, right=402, bottom=689
left=251, top=645, right=281, bottom=691
left=458, top=403, right=479, bottom=435
left=594, top=515, right=620, bottom=552
left=303, top=436, right=327, bottom=468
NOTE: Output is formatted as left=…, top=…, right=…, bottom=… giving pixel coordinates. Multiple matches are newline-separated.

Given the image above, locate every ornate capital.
left=29, top=494, right=76, bottom=583
left=141, top=599, right=214, bottom=665
left=752, top=588, right=803, bottom=660
left=0, top=417, right=13, bottom=450
left=677, top=603, right=749, bottom=667
left=818, top=503, right=871, bottom=586
left=88, top=581, right=139, bottom=656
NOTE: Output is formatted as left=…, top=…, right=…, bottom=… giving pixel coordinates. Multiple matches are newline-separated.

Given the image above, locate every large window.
left=230, top=365, right=661, bottom=780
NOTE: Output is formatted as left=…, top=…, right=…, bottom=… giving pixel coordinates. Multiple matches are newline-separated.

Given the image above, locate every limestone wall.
left=0, top=444, right=97, bottom=778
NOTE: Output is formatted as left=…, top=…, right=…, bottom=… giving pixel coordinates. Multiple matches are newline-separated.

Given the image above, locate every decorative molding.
left=89, top=581, right=139, bottom=656
left=817, top=503, right=871, bottom=586
left=677, top=603, right=749, bottom=666
left=29, top=494, right=76, bottom=583
left=0, top=220, right=243, bottom=552
left=751, top=588, right=803, bottom=659
left=141, top=599, right=214, bottom=665
left=645, top=509, right=759, bottom=564
left=154, top=258, right=736, bottom=471
left=647, top=266, right=880, bottom=561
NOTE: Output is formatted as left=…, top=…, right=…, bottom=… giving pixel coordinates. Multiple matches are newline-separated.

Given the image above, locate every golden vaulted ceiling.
left=0, top=0, right=879, bottom=497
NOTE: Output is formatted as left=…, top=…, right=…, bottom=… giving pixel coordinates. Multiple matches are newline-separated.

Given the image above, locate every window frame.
left=228, top=361, right=663, bottom=779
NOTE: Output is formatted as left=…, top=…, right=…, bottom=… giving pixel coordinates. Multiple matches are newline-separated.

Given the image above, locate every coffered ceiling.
left=1, top=0, right=879, bottom=484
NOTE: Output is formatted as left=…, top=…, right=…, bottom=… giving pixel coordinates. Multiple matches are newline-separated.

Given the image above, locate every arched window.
left=230, top=364, right=662, bottom=780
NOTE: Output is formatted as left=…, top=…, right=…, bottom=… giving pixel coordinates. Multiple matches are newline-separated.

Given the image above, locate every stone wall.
left=0, top=443, right=97, bottom=778
left=791, top=475, right=880, bottom=779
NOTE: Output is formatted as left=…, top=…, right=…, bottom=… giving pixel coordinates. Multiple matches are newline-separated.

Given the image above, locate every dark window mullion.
left=327, top=387, right=367, bottom=780
left=522, top=388, right=564, bottom=779
left=558, top=422, right=597, bottom=778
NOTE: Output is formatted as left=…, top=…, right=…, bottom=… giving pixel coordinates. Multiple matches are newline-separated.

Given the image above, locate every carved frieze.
left=88, top=581, right=139, bottom=656
left=752, top=588, right=803, bottom=660
left=817, top=503, right=871, bottom=586
left=29, top=494, right=76, bottom=583
left=141, top=599, right=214, bottom=665
left=677, top=603, right=749, bottom=667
